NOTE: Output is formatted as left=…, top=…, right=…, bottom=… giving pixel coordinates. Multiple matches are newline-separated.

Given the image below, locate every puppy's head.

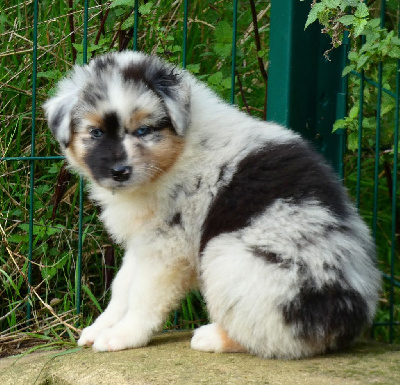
left=44, top=51, right=190, bottom=190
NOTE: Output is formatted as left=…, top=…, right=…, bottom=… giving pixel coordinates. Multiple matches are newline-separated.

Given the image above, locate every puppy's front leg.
left=78, top=256, right=136, bottom=347
left=92, top=246, right=195, bottom=352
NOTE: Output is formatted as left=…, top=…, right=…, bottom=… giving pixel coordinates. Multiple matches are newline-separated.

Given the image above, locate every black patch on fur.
left=282, top=283, right=368, bottom=347
left=152, top=116, right=173, bottom=131
left=92, top=54, right=116, bottom=74
left=217, top=163, right=230, bottom=184
left=253, top=247, right=281, bottom=264
left=82, top=89, right=105, bottom=108
left=49, top=106, right=65, bottom=134
left=84, top=112, right=127, bottom=182
left=103, top=111, right=119, bottom=137
left=169, top=212, right=182, bottom=226
left=200, top=140, right=350, bottom=252
left=121, top=56, right=180, bottom=100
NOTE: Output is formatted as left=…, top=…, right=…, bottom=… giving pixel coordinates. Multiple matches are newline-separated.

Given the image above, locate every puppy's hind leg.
left=191, top=323, right=247, bottom=353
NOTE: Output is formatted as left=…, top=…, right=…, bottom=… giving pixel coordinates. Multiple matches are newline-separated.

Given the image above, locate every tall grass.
left=0, top=0, right=271, bottom=356
left=0, top=0, right=398, bottom=356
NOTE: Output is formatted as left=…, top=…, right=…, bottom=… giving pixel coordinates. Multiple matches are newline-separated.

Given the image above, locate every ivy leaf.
left=333, top=119, right=345, bottom=132
left=338, top=15, right=355, bottom=26
left=353, top=18, right=368, bottom=37
left=305, top=3, right=325, bottom=29
left=355, top=3, right=369, bottom=19
left=356, top=54, right=369, bottom=69
left=349, top=105, right=359, bottom=120
left=342, top=64, right=354, bottom=77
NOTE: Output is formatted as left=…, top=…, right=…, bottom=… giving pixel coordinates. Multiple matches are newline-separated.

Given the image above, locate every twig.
left=236, top=73, right=251, bottom=114
left=68, top=0, right=77, bottom=63
left=248, top=0, right=269, bottom=119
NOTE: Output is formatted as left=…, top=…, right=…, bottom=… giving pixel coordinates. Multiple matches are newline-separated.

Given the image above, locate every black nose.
left=111, top=165, right=132, bottom=182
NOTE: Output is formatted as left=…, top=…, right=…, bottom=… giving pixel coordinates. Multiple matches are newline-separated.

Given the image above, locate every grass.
left=0, top=0, right=398, bottom=357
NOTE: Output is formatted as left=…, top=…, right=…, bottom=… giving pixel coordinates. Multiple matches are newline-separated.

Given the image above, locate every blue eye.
left=135, top=126, right=151, bottom=137
left=90, top=128, right=103, bottom=138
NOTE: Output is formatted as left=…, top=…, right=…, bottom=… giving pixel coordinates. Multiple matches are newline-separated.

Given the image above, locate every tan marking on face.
left=65, top=119, right=94, bottom=179
left=216, top=325, right=247, bottom=353
left=85, top=113, right=103, bottom=130
left=129, top=109, right=151, bottom=130
left=147, top=129, right=185, bottom=179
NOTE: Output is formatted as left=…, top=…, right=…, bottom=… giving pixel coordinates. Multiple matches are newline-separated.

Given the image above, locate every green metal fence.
left=0, top=0, right=398, bottom=345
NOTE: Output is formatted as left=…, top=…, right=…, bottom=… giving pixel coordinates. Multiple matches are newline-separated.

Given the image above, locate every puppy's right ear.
left=43, top=67, right=87, bottom=149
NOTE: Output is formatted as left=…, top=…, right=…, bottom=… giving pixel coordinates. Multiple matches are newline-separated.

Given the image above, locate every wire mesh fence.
left=343, top=1, right=399, bottom=343
left=0, top=0, right=398, bottom=353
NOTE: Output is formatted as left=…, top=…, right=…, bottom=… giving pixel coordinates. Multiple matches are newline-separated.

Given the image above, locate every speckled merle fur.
left=44, top=51, right=381, bottom=358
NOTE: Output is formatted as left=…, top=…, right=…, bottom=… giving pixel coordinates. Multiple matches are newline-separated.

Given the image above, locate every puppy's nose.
left=111, top=165, right=132, bottom=182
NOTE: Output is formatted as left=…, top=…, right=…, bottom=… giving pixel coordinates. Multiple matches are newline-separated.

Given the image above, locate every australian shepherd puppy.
left=44, top=51, right=380, bottom=358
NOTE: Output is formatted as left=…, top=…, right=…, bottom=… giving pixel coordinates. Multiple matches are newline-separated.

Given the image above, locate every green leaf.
left=349, top=105, right=359, bottom=119
left=355, top=3, right=369, bottom=19
left=214, top=21, right=232, bottom=44
left=354, top=18, right=368, bottom=37
left=338, top=15, right=355, bottom=26
left=186, top=63, right=200, bottom=74
left=109, top=0, right=134, bottom=8
left=207, top=71, right=223, bottom=85
left=36, top=70, right=62, bottom=80
left=214, top=43, right=231, bottom=58
left=348, top=51, right=358, bottom=61
left=139, top=2, right=153, bottom=15
left=121, top=14, right=135, bottom=30
left=333, top=119, right=345, bottom=132
left=341, top=64, right=354, bottom=77
left=305, top=3, right=325, bottom=29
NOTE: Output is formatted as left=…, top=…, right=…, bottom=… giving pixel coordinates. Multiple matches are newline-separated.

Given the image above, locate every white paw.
left=92, top=327, right=149, bottom=352
left=191, top=324, right=224, bottom=352
left=78, top=325, right=105, bottom=347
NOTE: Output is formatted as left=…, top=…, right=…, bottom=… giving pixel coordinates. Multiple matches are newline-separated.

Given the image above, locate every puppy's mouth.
left=92, top=165, right=135, bottom=190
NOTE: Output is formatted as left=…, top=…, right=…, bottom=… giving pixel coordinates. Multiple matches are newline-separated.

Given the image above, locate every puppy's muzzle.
left=111, top=165, right=132, bottom=182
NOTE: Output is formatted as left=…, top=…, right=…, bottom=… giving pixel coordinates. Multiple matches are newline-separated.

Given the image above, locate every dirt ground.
left=0, top=332, right=399, bottom=385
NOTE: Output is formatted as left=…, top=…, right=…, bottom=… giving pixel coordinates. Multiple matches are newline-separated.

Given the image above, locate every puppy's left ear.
left=151, top=70, right=191, bottom=136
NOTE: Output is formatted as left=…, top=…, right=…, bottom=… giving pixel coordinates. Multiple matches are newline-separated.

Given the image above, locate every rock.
left=0, top=332, right=399, bottom=384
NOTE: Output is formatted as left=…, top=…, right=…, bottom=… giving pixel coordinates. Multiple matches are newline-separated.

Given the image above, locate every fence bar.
left=350, top=71, right=396, bottom=99
left=372, top=1, right=386, bottom=240
left=182, top=0, right=188, bottom=69
left=356, top=37, right=366, bottom=209
left=389, top=17, right=400, bottom=344
left=230, top=0, right=238, bottom=105
left=76, top=0, right=89, bottom=318
left=27, top=0, right=39, bottom=323
left=1, top=156, right=64, bottom=161
left=336, top=30, right=349, bottom=180
left=133, top=0, right=139, bottom=51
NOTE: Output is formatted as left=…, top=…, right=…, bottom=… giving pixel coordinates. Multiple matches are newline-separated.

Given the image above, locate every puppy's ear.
left=43, top=67, right=87, bottom=148
left=149, top=67, right=191, bottom=136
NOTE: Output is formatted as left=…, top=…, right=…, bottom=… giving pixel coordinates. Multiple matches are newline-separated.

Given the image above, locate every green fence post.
left=267, top=0, right=346, bottom=175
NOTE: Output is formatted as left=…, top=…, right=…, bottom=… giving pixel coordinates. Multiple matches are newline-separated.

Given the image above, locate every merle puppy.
left=44, top=51, right=381, bottom=358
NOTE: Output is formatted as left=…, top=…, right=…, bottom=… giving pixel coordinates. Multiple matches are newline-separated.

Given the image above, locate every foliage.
left=305, top=0, right=400, bottom=343
left=0, top=0, right=271, bottom=354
